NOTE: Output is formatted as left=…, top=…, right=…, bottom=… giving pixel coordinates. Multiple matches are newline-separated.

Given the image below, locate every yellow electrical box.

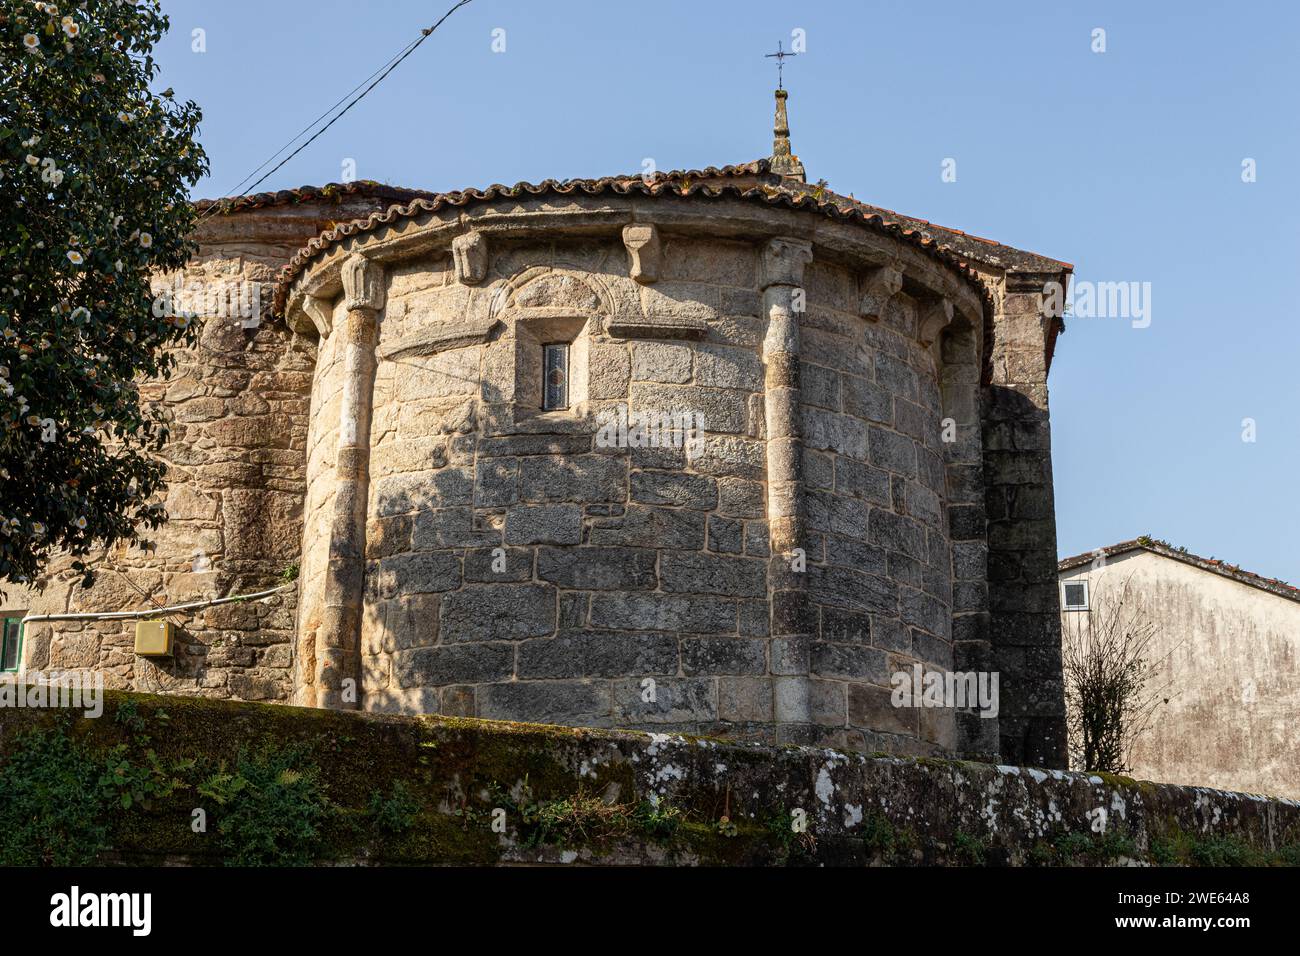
left=134, top=620, right=173, bottom=657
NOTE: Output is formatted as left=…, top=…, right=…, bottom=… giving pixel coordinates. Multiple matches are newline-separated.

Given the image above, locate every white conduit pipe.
left=20, top=583, right=293, bottom=626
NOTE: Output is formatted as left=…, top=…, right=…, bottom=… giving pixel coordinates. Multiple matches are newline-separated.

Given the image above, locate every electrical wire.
left=21, top=583, right=293, bottom=625
left=194, top=0, right=475, bottom=225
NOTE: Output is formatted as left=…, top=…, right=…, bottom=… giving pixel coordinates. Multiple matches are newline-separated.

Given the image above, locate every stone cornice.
left=273, top=181, right=997, bottom=328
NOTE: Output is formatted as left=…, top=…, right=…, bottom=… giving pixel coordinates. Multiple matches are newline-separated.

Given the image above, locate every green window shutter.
left=1, top=618, right=22, bottom=672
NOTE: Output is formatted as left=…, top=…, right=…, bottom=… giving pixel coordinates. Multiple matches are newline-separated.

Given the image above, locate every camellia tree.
left=0, top=0, right=207, bottom=589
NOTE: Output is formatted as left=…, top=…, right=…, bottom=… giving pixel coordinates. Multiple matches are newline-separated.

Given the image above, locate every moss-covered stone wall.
left=0, top=689, right=1296, bottom=866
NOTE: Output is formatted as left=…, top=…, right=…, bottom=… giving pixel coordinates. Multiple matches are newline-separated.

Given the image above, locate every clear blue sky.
left=155, top=0, right=1300, bottom=583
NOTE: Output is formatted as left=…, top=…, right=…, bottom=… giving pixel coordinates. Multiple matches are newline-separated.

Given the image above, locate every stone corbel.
left=452, top=231, right=489, bottom=286
left=622, top=223, right=661, bottom=284
left=918, top=296, right=955, bottom=347
left=284, top=292, right=313, bottom=336
left=341, top=255, right=385, bottom=313
left=859, top=265, right=903, bottom=322
left=761, top=236, right=814, bottom=289
left=301, top=294, right=333, bottom=337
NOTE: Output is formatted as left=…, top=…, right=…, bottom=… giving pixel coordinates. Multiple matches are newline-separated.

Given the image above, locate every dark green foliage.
left=366, top=780, right=421, bottom=835
left=0, top=695, right=194, bottom=866
left=0, top=724, right=113, bottom=865
left=198, top=746, right=331, bottom=867
left=0, top=701, right=422, bottom=866
left=1190, top=835, right=1258, bottom=867
left=861, top=811, right=918, bottom=864
left=1051, top=829, right=1138, bottom=865
left=1, top=0, right=208, bottom=588
left=953, top=830, right=987, bottom=865
left=764, top=808, right=817, bottom=863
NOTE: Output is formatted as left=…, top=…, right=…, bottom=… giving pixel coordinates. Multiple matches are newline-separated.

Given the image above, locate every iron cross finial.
left=765, top=40, right=797, bottom=90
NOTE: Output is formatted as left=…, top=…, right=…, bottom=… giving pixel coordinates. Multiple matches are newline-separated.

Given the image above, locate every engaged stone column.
left=982, top=271, right=1067, bottom=767
left=761, top=237, right=814, bottom=741
left=316, top=255, right=384, bottom=709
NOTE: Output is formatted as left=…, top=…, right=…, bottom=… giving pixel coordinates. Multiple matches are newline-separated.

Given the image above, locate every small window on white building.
left=1061, top=580, right=1089, bottom=611
left=542, top=343, right=570, bottom=410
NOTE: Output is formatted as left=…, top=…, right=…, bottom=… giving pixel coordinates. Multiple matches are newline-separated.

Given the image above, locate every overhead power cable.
left=214, top=38, right=422, bottom=202
left=195, top=0, right=475, bottom=224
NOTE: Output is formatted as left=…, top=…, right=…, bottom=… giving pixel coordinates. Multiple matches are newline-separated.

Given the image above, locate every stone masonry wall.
left=982, top=271, right=1068, bottom=767
left=2, top=185, right=1063, bottom=769
left=4, top=194, right=411, bottom=702
left=797, top=264, right=963, bottom=754
left=337, top=226, right=978, bottom=757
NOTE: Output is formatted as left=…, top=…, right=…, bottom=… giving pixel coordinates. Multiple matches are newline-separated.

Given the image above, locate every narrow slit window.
left=1, top=617, right=23, bottom=672
left=543, top=343, right=570, bottom=410
left=1061, top=581, right=1089, bottom=611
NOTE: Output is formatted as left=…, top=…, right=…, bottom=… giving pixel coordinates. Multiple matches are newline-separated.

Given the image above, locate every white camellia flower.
left=139, top=232, right=153, bottom=248
left=62, top=20, right=79, bottom=38
left=66, top=250, right=84, bottom=265
left=25, top=154, right=39, bottom=166
left=74, top=516, right=88, bottom=530
left=23, top=34, right=39, bottom=50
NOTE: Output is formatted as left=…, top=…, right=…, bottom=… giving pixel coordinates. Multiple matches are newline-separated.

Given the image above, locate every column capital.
left=341, top=255, right=385, bottom=313
left=761, top=236, right=813, bottom=290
